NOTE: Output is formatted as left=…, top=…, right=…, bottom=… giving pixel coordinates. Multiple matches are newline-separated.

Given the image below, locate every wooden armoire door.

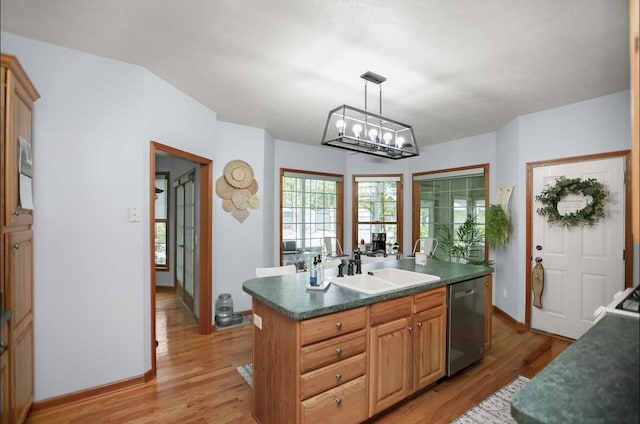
left=1, top=54, right=39, bottom=424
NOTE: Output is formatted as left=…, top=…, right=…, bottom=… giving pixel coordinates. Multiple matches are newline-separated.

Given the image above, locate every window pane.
left=155, top=222, right=167, bottom=266
left=355, top=177, right=401, bottom=252
left=281, top=172, right=342, bottom=269
left=417, top=171, right=486, bottom=262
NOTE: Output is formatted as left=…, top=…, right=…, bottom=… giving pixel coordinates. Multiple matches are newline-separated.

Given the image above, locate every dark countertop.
left=511, top=314, right=640, bottom=424
left=242, top=258, right=492, bottom=320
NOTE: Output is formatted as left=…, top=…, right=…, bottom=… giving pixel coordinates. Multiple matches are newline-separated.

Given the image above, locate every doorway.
left=526, top=150, right=631, bottom=339
left=150, top=141, right=213, bottom=378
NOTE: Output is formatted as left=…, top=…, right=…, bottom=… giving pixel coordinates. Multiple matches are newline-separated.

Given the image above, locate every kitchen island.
left=511, top=314, right=639, bottom=424
left=243, top=258, right=492, bottom=424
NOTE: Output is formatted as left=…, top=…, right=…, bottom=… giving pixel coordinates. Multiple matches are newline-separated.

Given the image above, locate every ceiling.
left=0, top=0, right=630, bottom=148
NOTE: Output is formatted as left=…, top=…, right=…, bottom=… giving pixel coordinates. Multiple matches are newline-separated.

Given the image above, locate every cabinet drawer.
left=370, top=296, right=412, bottom=326
left=300, top=353, right=366, bottom=400
left=301, top=330, right=366, bottom=373
left=301, top=375, right=367, bottom=424
left=300, top=307, right=367, bottom=346
left=413, top=286, right=446, bottom=313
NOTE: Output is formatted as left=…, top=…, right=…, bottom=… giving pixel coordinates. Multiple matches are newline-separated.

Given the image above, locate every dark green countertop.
left=511, top=314, right=640, bottom=424
left=242, top=258, right=492, bottom=320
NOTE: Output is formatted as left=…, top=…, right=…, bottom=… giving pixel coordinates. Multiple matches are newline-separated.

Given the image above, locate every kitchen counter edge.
left=242, top=259, right=492, bottom=320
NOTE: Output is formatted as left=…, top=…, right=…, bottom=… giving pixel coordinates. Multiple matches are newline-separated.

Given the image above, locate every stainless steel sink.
left=330, top=268, right=441, bottom=294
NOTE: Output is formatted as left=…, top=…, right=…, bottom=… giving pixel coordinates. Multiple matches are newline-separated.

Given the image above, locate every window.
left=412, top=165, right=488, bottom=263
left=155, top=172, right=169, bottom=271
left=353, top=175, right=403, bottom=251
left=280, top=169, right=344, bottom=269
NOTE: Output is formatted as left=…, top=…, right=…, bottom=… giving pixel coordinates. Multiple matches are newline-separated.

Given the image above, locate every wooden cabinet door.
left=368, top=317, right=411, bottom=416
left=8, top=230, right=33, bottom=424
left=1, top=323, right=9, bottom=424
left=413, top=305, right=446, bottom=391
left=11, top=321, right=32, bottom=424
left=1, top=57, right=38, bottom=228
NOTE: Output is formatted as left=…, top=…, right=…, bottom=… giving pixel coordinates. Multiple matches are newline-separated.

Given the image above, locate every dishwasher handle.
left=454, top=289, right=476, bottom=299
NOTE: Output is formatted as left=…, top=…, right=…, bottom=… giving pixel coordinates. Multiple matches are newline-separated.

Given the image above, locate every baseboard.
left=30, top=371, right=151, bottom=413
left=493, top=305, right=527, bottom=330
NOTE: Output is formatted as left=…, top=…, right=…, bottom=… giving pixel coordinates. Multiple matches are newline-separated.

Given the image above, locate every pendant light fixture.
left=321, top=71, right=419, bottom=159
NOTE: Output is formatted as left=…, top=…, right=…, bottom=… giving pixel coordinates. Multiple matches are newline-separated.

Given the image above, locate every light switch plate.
left=129, top=207, right=140, bottom=222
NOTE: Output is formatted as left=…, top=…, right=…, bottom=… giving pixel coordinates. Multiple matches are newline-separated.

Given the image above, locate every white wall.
left=0, top=32, right=219, bottom=401
left=495, top=91, right=631, bottom=322
left=212, top=121, right=268, bottom=313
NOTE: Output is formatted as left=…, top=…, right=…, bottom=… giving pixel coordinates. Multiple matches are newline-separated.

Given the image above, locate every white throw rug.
left=236, top=363, right=252, bottom=388
left=450, top=376, right=530, bottom=424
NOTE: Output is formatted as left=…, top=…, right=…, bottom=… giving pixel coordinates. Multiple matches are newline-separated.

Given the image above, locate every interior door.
left=174, top=171, right=196, bottom=313
left=175, top=183, right=185, bottom=297
left=531, top=156, right=625, bottom=339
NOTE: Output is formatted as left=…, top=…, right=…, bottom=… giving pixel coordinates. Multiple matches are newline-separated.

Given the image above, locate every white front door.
left=531, top=156, right=625, bottom=339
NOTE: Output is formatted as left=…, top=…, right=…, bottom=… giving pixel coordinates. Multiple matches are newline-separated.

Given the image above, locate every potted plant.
left=485, top=204, right=510, bottom=248
left=437, top=214, right=483, bottom=263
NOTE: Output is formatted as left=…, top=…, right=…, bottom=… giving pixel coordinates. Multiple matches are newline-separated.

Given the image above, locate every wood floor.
left=27, top=288, right=570, bottom=423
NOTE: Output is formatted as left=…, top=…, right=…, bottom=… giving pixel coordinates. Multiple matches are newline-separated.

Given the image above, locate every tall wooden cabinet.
left=1, top=54, right=39, bottom=424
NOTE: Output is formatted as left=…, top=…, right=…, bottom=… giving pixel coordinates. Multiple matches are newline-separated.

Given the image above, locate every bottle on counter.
left=310, top=256, right=318, bottom=286
left=317, top=255, right=324, bottom=285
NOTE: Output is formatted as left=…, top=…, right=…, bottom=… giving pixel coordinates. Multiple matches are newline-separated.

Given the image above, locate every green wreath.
left=536, top=176, right=608, bottom=227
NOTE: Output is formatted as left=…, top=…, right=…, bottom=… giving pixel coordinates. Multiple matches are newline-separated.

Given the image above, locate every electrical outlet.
left=253, top=314, right=262, bottom=330
left=503, top=288, right=507, bottom=298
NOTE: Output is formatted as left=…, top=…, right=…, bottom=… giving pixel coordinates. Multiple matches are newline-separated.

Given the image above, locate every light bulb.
left=352, top=124, right=362, bottom=138
left=397, top=136, right=405, bottom=148
left=335, top=119, right=346, bottom=135
left=383, top=133, right=393, bottom=145
left=368, top=128, right=378, bottom=142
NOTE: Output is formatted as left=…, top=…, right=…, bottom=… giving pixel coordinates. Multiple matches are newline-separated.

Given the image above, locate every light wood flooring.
left=27, top=288, right=570, bottom=423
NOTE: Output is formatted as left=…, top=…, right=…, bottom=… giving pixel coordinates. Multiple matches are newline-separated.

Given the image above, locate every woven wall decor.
left=215, top=160, right=260, bottom=223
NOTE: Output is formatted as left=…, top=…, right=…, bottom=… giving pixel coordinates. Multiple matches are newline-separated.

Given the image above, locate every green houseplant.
left=437, top=214, right=483, bottom=262
left=485, top=204, right=510, bottom=248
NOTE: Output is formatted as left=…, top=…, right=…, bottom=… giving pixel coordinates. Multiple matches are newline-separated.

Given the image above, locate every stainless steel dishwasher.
left=446, top=276, right=485, bottom=376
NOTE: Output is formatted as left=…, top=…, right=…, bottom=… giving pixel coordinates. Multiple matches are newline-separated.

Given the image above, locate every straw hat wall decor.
left=215, top=159, right=260, bottom=223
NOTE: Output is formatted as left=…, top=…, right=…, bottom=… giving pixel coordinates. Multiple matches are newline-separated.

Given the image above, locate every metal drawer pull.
left=13, top=210, right=19, bottom=216
left=335, top=347, right=342, bottom=355
left=335, top=373, right=342, bottom=381
left=0, top=341, right=7, bottom=353
left=417, top=322, right=423, bottom=327
left=408, top=326, right=413, bottom=332
left=335, top=398, right=342, bottom=406
left=11, top=244, right=19, bottom=250
left=335, top=322, right=342, bottom=329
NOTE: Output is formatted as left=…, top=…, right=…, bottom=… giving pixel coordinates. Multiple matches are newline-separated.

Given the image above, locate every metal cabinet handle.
left=335, top=347, right=342, bottom=356
left=335, top=322, right=342, bottom=329
left=11, top=244, right=19, bottom=250
left=0, top=342, right=7, bottom=353
left=335, top=398, right=342, bottom=406
left=417, top=322, right=423, bottom=327
left=335, top=373, right=342, bottom=381
left=408, top=326, right=413, bottom=332
left=12, top=210, right=19, bottom=216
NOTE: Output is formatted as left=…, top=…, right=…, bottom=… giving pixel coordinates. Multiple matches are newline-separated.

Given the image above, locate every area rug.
left=450, top=376, right=529, bottom=424
left=236, top=362, right=252, bottom=388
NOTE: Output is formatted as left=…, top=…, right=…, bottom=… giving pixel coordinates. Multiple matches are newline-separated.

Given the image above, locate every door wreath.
left=535, top=176, right=608, bottom=227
